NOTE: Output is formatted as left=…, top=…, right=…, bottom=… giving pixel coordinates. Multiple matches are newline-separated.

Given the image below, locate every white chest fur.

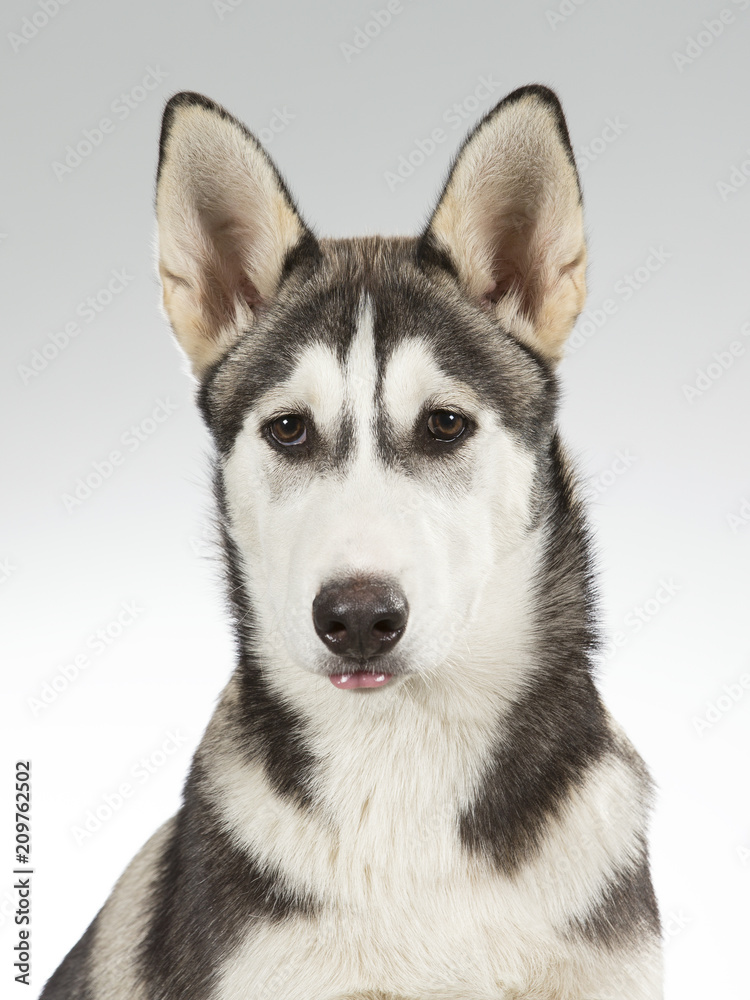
left=206, top=681, right=645, bottom=1000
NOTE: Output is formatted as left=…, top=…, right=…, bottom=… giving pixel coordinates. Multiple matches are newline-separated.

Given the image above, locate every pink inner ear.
left=200, top=256, right=265, bottom=335
left=204, top=212, right=266, bottom=318
left=481, top=217, right=541, bottom=318
left=481, top=279, right=499, bottom=304
left=481, top=272, right=519, bottom=305
left=473, top=204, right=542, bottom=315
left=481, top=261, right=528, bottom=308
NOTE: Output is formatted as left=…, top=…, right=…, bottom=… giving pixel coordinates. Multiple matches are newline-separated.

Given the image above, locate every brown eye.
left=427, top=410, right=466, bottom=442
left=269, top=414, right=307, bottom=446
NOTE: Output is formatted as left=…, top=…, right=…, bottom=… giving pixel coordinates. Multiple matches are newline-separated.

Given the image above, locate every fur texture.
left=40, top=86, right=662, bottom=1000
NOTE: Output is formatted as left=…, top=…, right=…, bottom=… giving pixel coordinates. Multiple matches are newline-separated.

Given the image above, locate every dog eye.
left=268, top=414, right=307, bottom=446
left=427, top=410, right=466, bottom=442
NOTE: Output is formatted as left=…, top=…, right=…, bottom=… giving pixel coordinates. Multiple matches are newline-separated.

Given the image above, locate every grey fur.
left=40, top=86, right=662, bottom=1000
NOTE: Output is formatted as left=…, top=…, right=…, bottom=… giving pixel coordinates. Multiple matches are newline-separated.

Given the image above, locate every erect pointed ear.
left=421, top=85, right=586, bottom=364
left=156, top=92, right=317, bottom=377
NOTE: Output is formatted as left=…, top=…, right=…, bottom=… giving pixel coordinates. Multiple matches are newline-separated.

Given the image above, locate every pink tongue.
left=329, top=671, right=392, bottom=689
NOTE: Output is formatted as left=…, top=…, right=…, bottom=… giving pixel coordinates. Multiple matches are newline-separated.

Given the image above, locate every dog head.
left=155, top=87, right=586, bottom=699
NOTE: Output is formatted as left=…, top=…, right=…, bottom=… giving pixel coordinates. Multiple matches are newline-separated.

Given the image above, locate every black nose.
left=312, top=577, right=408, bottom=659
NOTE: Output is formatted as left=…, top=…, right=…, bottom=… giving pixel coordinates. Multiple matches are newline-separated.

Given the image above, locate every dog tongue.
left=329, top=671, right=392, bottom=689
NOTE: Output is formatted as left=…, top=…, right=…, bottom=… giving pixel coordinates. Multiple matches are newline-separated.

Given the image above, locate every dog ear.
left=421, top=85, right=586, bottom=364
left=156, top=92, right=315, bottom=377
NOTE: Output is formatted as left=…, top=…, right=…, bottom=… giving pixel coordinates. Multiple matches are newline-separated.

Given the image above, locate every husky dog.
left=41, top=85, right=662, bottom=999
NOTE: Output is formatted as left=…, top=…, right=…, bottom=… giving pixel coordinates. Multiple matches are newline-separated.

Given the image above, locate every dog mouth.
left=328, top=670, right=393, bottom=689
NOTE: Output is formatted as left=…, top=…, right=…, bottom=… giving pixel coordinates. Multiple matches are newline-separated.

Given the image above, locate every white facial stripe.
left=345, top=295, right=378, bottom=461
left=249, top=297, right=378, bottom=454
left=253, top=341, right=346, bottom=437
left=381, top=338, right=484, bottom=434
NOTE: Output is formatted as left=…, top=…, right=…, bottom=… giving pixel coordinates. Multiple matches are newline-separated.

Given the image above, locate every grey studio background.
left=2, top=0, right=749, bottom=997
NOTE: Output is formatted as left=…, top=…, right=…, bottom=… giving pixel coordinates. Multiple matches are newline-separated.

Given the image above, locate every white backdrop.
left=2, top=0, right=749, bottom=996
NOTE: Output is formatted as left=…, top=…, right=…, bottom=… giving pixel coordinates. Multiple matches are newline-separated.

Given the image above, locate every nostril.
left=326, top=620, right=347, bottom=638
left=372, top=617, right=402, bottom=637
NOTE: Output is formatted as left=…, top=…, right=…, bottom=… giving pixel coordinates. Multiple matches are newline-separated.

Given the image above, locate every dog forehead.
left=254, top=298, right=471, bottom=427
left=252, top=295, right=379, bottom=419
left=204, top=237, right=554, bottom=452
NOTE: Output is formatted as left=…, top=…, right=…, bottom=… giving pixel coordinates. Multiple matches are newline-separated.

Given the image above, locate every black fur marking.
left=280, top=230, right=323, bottom=282
left=213, top=471, right=318, bottom=807
left=139, top=760, right=315, bottom=1000
left=334, top=410, right=355, bottom=464
left=568, top=847, right=661, bottom=948
left=233, top=653, right=318, bottom=807
left=39, top=918, right=97, bottom=1000
left=414, top=230, right=459, bottom=278
left=459, top=436, right=613, bottom=871
left=459, top=674, right=612, bottom=873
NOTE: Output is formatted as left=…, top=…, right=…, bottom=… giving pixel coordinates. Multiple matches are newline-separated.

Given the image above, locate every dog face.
left=155, top=88, right=586, bottom=694
left=208, top=244, right=553, bottom=689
